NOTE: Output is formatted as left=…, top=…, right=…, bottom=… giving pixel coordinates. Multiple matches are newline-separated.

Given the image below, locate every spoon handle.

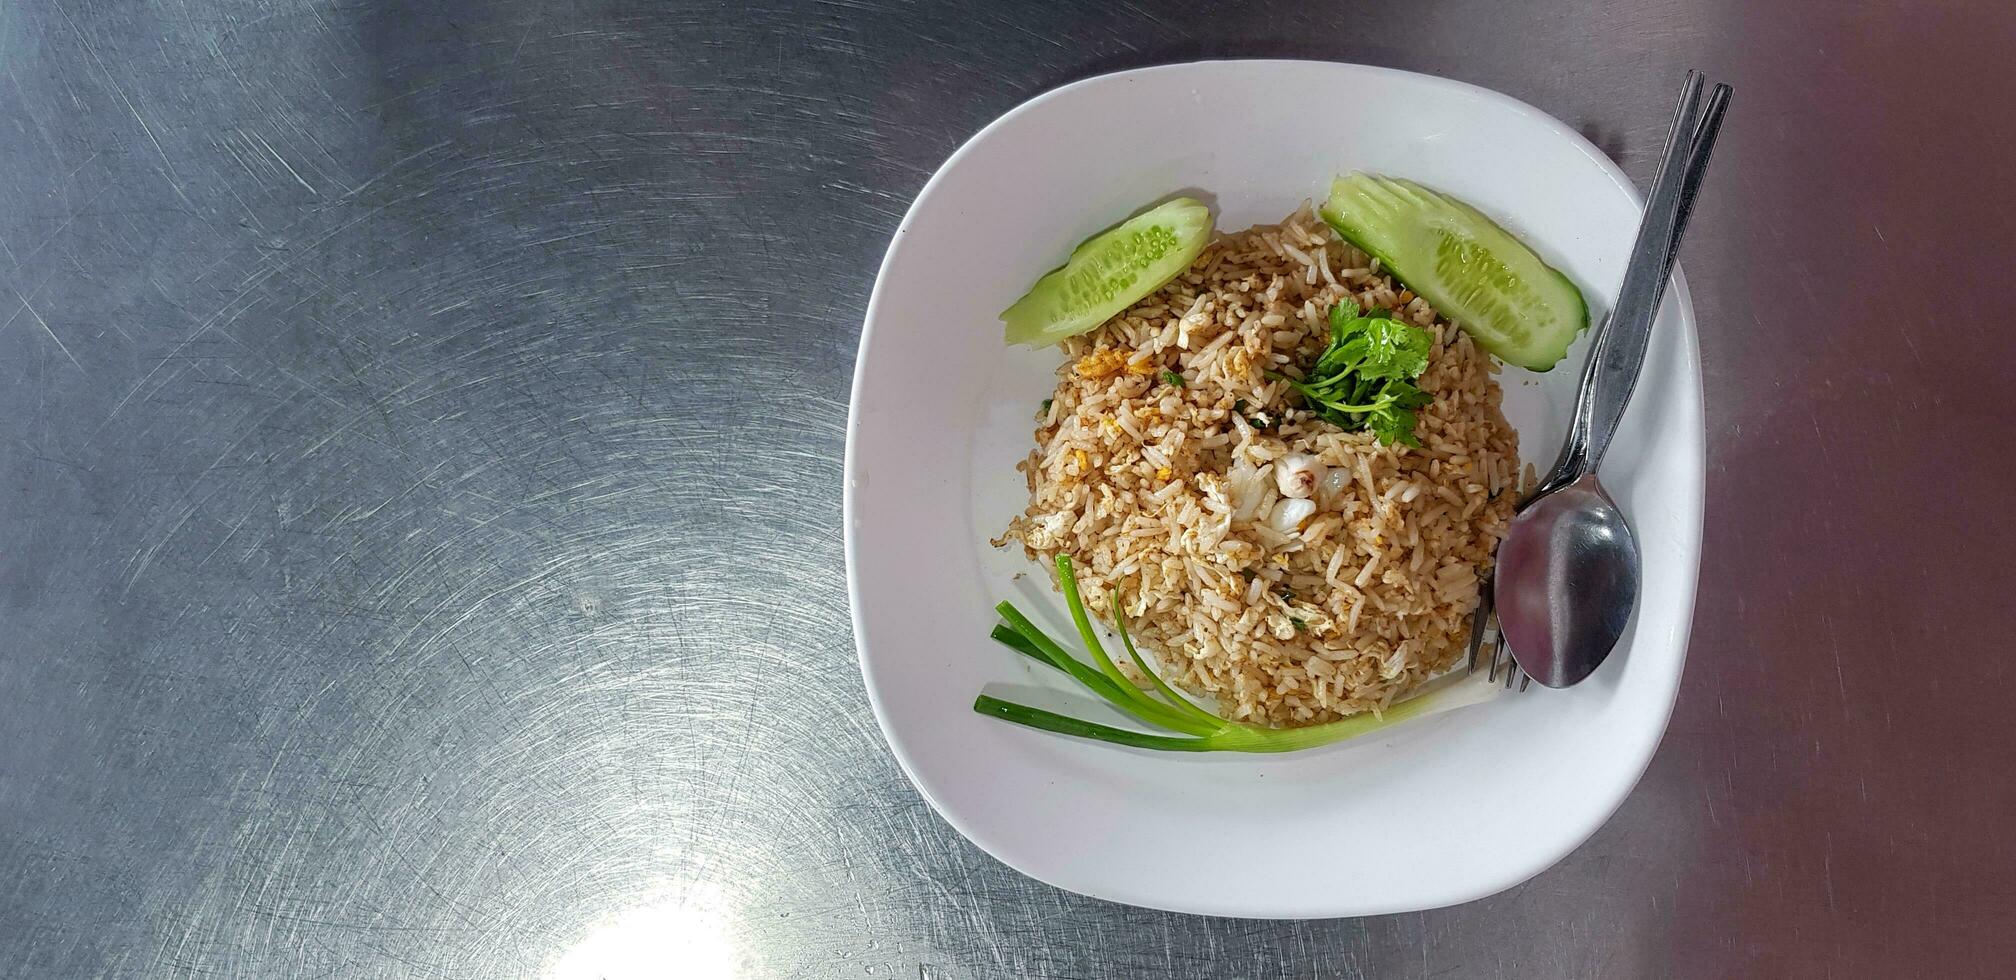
left=1550, top=72, right=1731, bottom=485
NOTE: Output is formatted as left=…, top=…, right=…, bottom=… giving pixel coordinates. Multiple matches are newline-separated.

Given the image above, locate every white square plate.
left=845, top=60, right=1703, bottom=917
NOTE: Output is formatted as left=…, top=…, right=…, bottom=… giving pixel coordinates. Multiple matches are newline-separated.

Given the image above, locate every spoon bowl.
left=1495, top=474, right=1641, bottom=687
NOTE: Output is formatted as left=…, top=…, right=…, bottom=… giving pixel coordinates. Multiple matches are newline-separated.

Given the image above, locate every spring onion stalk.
left=972, top=555, right=1500, bottom=753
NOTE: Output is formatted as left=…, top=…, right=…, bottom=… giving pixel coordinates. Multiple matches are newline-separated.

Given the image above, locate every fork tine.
left=1467, top=578, right=1495, bottom=675
left=1469, top=582, right=1534, bottom=693
left=1482, top=599, right=1529, bottom=692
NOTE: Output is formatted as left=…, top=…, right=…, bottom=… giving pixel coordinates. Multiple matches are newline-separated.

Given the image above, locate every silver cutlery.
left=1471, top=70, right=1732, bottom=689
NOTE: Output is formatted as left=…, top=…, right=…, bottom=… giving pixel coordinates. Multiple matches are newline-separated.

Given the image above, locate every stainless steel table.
left=3, top=1, right=2009, bottom=976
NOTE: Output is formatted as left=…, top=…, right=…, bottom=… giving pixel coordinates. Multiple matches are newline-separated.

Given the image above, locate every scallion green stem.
left=973, top=695, right=1215, bottom=751
left=1109, top=591, right=1223, bottom=727
left=1049, top=556, right=1224, bottom=736
left=990, top=621, right=1139, bottom=708
left=995, top=601, right=1212, bottom=734
left=972, top=556, right=1482, bottom=753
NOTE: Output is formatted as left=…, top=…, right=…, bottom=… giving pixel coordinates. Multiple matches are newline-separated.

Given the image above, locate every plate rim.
left=844, top=58, right=1706, bottom=917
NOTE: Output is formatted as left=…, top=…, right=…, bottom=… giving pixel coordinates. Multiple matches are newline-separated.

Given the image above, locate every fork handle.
left=1545, top=72, right=1731, bottom=489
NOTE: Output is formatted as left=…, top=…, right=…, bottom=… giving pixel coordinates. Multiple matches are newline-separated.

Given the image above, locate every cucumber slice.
left=1320, top=175, right=1587, bottom=370
left=1001, top=198, right=1214, bottom=346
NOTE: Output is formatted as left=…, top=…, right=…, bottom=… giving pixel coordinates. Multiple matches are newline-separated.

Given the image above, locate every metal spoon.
left=1494, top=71, right=1731, bottom=688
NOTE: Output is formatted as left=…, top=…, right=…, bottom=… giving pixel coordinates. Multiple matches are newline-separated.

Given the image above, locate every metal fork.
left=1465, top=578, right=1530, bottom=690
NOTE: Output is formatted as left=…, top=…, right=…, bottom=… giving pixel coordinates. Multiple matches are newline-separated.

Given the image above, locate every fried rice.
left=996, top=204, right=1523, bottom=727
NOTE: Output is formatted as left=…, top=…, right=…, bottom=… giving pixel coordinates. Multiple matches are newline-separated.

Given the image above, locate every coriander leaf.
left=1352, top=318, right=1433, bottom=381
left=1367, top=403, right=1422, bottom=447
left=1315, top=331, right=1370, bottom=375
left=1385, top=381, right=1433, bottom=410
left=1161, top=369, right=1185, bottom=388
left=1327, top=299, right=1361, bottom=341
left=1287, top=302, right=1436, bottom=445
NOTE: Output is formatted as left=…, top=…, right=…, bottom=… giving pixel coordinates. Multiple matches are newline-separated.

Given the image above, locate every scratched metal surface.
left=1, top=0, right=2011, bottom=976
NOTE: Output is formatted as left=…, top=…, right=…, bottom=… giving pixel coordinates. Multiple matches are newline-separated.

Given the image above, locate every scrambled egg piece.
left=1074, top=349, right=1130, bottom=379
left=1074, top=348, right=1157, bottom=379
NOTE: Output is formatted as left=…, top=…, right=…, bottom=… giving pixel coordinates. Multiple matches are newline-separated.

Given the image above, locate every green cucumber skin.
left=1396, top=179, right=1590, bottom=370
left=1000, top=198, right=1213, bottom=347
left=1320, top=176, right=1588, bottom=371
left=1528, top=268, right=1589, bottom=371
